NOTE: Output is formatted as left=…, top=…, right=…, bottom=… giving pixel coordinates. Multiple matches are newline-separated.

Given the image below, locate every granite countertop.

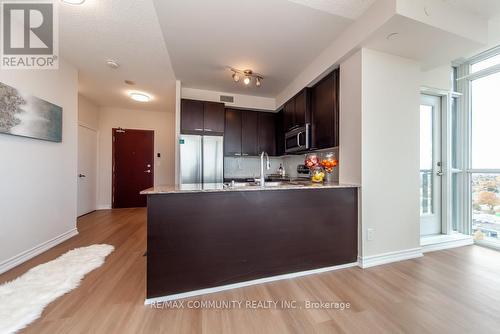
left=140, top=181, right=360, bottom=195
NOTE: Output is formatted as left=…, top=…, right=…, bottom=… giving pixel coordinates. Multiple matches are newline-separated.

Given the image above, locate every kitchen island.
left=142, top=182, right=359, bottom=302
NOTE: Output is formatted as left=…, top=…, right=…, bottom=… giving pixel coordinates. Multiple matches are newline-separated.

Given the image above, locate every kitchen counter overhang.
left=144, top=183, right=359, bottom=302
left=140, top=181, right=359, bottom=195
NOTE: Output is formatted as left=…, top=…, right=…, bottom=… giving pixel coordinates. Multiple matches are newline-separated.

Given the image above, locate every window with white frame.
left=457, top=48, right=500, bottom=245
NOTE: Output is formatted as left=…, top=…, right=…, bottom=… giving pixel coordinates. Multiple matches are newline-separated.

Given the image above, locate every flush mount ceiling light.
left=61, top=0, right=85, bottom=5
left=106, top=59, right=120, bottom=69
left=229, top=68, right=263, bottom=87
left=386, top=32, right=399, bottom=40
left=129, top=92, right=151, bottom=102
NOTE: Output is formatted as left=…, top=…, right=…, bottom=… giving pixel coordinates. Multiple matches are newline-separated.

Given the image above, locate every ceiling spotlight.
left=230, top=67, right=263, bottom=87
left=106, top=59, right=120, bottom=69
left=61, top=0, right=85, bottom=5
left=129, top=92, right=151, bottom=102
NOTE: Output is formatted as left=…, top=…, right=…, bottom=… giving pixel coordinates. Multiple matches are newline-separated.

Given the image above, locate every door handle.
left=78, top=174, right=86, bottom=178
left=144, top=170, right=151, bottom=173
left=437, top=171, right=444, bottom=176
left=297, top=132, right=304, bottom=147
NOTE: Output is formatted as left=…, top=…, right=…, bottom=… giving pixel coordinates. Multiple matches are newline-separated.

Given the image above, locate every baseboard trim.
left=358, top=247, right=423, bottom=268
left=422, top=236, right=474, bottom=253
left=145, top=261, right=358, bottom=304
left=96, top=205, right=111, bottom=210
left=0, top=228, right=79, bottom=275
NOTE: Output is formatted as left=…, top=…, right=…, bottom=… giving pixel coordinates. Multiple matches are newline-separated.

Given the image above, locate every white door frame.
left=77, top=123, right=98, bottom=216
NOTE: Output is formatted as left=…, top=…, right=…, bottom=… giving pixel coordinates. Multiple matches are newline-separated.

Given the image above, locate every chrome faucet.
left=260, top=151, right=271, bottom=187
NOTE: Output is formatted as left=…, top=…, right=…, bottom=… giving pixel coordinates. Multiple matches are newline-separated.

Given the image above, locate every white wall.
left=339, top=50, right=363, bottom=186
left=421, top=65, right=452, bottom=91
left=339, top=49, right=421, bottom=259
left=78, top=94, right=99, bottom=130
left=0, top=60, right=79, bottom=272
left=362, top=49, right=421, bottom=257
left=182, top=87, right=276, bottom=111
left=97, top=107, right=175, bottom=208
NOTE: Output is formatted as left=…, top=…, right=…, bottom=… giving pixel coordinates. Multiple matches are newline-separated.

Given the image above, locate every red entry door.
left=112, top=128, right=154, bottom=208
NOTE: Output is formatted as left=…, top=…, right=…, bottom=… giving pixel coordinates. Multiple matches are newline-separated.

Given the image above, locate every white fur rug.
left=0, top=244, right=114, bottom=334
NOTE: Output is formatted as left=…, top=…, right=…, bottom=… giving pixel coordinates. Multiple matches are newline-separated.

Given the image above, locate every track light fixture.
left=229, top=68, right=263, bottom=87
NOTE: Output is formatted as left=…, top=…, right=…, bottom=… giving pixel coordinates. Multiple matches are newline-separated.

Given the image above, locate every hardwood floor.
left=1, top=209, right=500, bottom=333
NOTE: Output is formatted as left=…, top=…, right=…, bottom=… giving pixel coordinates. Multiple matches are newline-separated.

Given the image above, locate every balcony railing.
left=471, top=173, right=500, bottom=242
left=420, top=169, right=433, bottom=215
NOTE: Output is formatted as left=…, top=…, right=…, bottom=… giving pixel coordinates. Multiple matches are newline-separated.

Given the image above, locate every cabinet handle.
left=242, top=153, right=249, bottom=156
left=234, top=153, right=241, bottom=156
left=194, top=128, right=203, bottom=131
left=204, top=128, right=213, bottom=132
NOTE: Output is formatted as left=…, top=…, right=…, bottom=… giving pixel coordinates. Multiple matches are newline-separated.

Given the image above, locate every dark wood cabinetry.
left=203, top=101, right=225, bottom=133
left=258, top=112, right=276, bottom=156
left=294, top=88, right=310, bottom=128
left=311, top=69, right=339, bottom=149
left=146, top=187, right=358, bottom=299
left=181, top=99, right=225, bottom=135
left=241, top=111, right=259, bottom=156
left=224, top=109, right=278, bottom=156
left=275, top=110, right=285, bottom=156
left=224, top=109, right=242, bottom=156
left=283, top=99, right=295, bottom=132
left=181, top=99, right=204, bottom=133
left=283, top=88, right=311, bottom=132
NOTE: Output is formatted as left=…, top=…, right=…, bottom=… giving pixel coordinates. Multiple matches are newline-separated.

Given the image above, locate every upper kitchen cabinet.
left=283, top=88, right=311, bottom=132
left=224, top=109, right=242, bottom=156
left=181, top=99, right=204, bottom=134
left=203, top=101, right=225, bottom=134
left=283, top=99, right=295, bottom=132
left=294, top=88, right=310, bottom=128
left=275, top=110, right=285, bottom=156
left=311, top=69, right=339, bottom=149
left=241, top=111, right=259, bottom=156
left=258, top=112, right=276, bottom=156
left=224, top=108, right=277, bottom=157
left=181, top=99, right=225, bottom=135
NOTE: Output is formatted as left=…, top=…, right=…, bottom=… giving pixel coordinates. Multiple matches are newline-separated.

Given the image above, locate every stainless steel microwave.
left=285, top=124, right=310, bottom=153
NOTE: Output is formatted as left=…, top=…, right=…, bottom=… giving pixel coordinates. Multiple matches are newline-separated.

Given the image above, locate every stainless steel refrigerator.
left=179, top=135, right=223, bottom=184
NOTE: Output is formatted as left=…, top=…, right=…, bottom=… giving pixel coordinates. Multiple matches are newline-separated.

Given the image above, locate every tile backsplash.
left=224, top=148, right=339, bottom=181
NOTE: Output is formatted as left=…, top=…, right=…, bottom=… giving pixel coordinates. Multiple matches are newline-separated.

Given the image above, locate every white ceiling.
left=286, top=0, right=377, bottom=20
left=59, top=0, right=500, bottom=110
left=365, top=14, right=485, bottom=70
left=444, top=0, right=500, bottom=19
left=60, top=0, right=176, bottom=111
left=152, top=0, right=354, bottom=97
